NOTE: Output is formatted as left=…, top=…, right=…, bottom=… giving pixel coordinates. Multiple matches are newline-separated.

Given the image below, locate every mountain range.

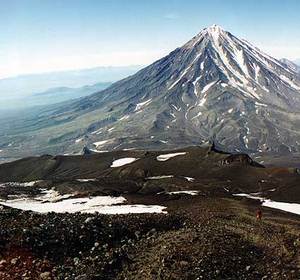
left=0, top=65, right=142, bottom=110
left=4, top=82, right=111, bottom=109
left=1, top=25, right=300, bottom=161
left=280, top=58, right=300, bottom=73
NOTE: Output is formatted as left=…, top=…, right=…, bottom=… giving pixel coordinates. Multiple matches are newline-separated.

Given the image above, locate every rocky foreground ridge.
left=0, top=146, right=299, bottom=279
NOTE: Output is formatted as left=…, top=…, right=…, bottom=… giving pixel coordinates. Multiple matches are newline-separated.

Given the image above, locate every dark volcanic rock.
left=0, top=196, right=299, bottom=279
left=221, top=154, right=264, bottom=167
left=0, top=146, right=299, bottom=198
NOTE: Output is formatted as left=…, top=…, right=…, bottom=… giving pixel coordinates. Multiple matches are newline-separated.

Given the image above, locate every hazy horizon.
left=1, top=0, right=300, bottom=79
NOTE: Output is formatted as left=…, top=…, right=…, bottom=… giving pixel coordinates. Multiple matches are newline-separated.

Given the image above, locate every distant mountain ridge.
left=1, top=25, right=300, bottom=160
left=0, top=65, right=142, bottom=109
left=280, top=58, right=300, bottom=73
left=13, top=82, right=112, bottom=108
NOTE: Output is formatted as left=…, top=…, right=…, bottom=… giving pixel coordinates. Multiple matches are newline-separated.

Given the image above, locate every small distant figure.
left=256, top=209, right=262, bottom=220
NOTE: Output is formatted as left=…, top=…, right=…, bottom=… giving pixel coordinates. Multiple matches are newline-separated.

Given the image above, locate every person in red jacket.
left=256, top=209, right=262, bottom=220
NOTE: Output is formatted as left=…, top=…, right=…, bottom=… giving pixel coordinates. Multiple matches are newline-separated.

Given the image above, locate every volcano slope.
left=1, top=25, right=300, bottom=162
left=0, top=146, right=300, bottom=279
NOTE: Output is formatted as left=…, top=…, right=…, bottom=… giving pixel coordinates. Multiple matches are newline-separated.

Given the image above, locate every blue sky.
left=1, top=0, right=300, bottom=78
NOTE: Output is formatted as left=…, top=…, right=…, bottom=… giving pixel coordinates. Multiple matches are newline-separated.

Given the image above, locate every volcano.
left=1, top=25, right=300, bottom=159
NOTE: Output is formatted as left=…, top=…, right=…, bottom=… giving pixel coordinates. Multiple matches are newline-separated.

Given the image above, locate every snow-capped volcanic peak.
left=184, top=24, right=226, bottom=49
left=83, top=24, right=300, bottom=154
left=208, top=24, right=223, bottom=31
left=174, top=24, right=300, bottom=106
left=196, top=24, right=226, bottom=41
left=206, top=24, right=226, bottom=39
left=7, top=24, right=300, bottom=157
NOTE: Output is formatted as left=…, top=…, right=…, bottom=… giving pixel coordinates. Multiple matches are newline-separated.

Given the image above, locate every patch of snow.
left=119, top=115, right=130, bottom=121
left=159, top=140, right=168, bottom=144
left=253, top=63, right=260, bottom=81
left=168, top=69, right=190, bottom=90
left=75, top=138, right=84, bottom=143
left=135, top=99, right=152, bottom=112
left=166, top=190, right=199, bottom=196
left=0, top=181, right=43, bottom=188
left=0, top=188, right=168, bottom=214
left=279, top=75, right=300, bottom=90
left=156, top=152, right=187, bottom=161
left=233, top=47, right=249, bottom=76
left=146, top=175, right=174, bottom=180
left=255, top=101, right=267, bottom=107
left=207, top=24, right=223, bottom=42
left=191, top=111, right=202, bottom=120
left=76, top=179, right=97, bottom=182
left=110, top=158, right=139, bottom=168
left=171, top=104, right=181, bottom=111
left=89, top=149, right=109, bottom=153
left=228, top=108, right=234, bottom=113
left=198, top=97, right=207, bottom=107
left=192, top=76, right=202, bottom=96
left=23, top=181, right=42, bottom=187
left=200, top=61, right=205, bottom=70
left=0, top=194, right=116, bottom=213
left=91, top=128, right=103, bottom=135
left=84, top=204, right=167, bottom=214
left=39, top=189, right=74, bottom=202
left=233, top=193, right=300, bottom=216
left=196, top=80, right=218, bottom=107
left=201, top=80, right=217, bottom=93
left=108, top=127, right=115, bottom=132
left=233, top=193, right=263, bottom=201
left=93, top=140, right=110, bottom=147
left=263, top=200, right=300, bottom=216
left=184, top=177, right=195, bottom=182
